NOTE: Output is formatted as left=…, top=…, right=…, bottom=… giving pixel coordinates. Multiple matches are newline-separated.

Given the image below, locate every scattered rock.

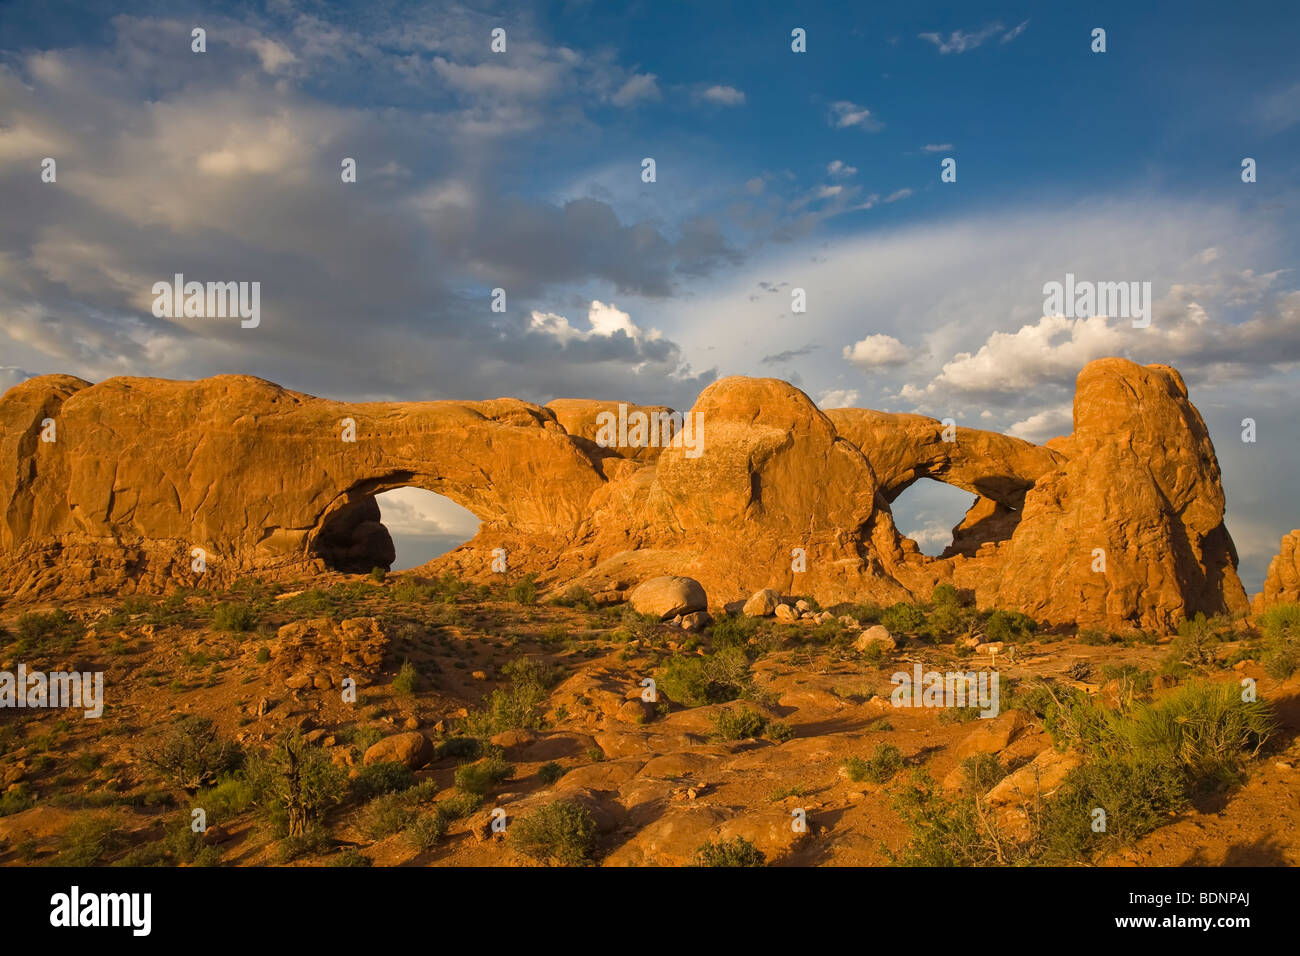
left=362, top=732, right=434, bottom=770
left=628, top=576, right=708, bottom=620
left=743, top=589, right=781, bottom=617
left=853, top=625, right=896, bottom=652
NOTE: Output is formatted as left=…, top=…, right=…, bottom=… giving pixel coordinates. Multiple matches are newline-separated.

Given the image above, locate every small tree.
left=140, top=716, right=242, bottom=793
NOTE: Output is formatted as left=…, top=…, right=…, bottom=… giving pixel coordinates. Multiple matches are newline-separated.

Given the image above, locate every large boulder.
left=363, top=732, right=434, bottom=770
left=743, top=588, right=781, bottom=617
left=629, top=576, right=707, bottom=620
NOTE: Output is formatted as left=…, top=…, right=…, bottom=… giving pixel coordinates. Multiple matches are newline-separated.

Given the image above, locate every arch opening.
left=890, top=477, right=1021, bottom=558
left=312, top=486, right=480, bottom=573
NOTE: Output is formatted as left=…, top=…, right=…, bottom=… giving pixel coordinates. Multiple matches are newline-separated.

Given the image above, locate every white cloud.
left=530, top=300, right=659, bottom=344
left=0, top=366, right=35, bottom=395
left=829, top=100, right=883, bottom=131
left=884, top=188, right=912, bottom=203
left=250, top=37, right=298, bottom=74
left=1006, top=404, right=1073, bottom=443
left=612, top=72, right=660, bottom=106
left=699, top=84, right=745, bottom=106
left=919, top=23, right=1008, bottom=54
left=1001, top=20, right=1030, bottom=44
left=921, top=143, right=953, bottom=152
left=843, top=334, right=912, bottom=368
left=816, top=387, right=859, bottom=408
left=375, top=486, right=479, bottom=538
left=827, top=160, right=857, bottom=177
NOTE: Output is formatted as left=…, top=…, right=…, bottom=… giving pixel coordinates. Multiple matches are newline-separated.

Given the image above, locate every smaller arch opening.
left=312, top=486, right=480, bottom=573
left=890, top=478, right=978, bottom=557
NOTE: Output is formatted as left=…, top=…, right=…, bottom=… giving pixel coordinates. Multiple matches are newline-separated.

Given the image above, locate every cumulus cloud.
left=1006, top=404, right=1073, bottom=444
left=827, top=160, right=857, bottom=177
left=829, top=100, right=883, bottom=131
left=843, top=334, right=912, bottom=368
left=816, top=387, right=859, bottom=408
left=699, top=84, right=745, bottom=106
left=612, top=72, right=660, bottom=106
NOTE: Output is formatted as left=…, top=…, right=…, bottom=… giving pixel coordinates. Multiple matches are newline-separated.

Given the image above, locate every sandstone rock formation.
left=0, top=358, right=1253, bottom=630
left=1253, top=530, right=1300, bottom=615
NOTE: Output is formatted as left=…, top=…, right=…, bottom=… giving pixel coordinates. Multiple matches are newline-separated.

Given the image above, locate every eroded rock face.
left=0, top=358, right=1252, bottom=630
left=1253, top=530, right=1300, bottom=616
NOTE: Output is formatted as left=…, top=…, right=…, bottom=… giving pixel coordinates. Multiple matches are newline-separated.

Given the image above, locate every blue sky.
left=1, top=1, right=1298, bottom=583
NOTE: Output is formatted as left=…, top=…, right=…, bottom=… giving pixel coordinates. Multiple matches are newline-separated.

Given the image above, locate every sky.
left=1, top=0, right=1298, bottom=586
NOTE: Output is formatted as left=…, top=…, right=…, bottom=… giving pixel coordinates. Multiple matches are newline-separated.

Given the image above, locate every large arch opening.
left=312, top=486, right=481, bottom=573
left=890, top=478, right=977, bottom=557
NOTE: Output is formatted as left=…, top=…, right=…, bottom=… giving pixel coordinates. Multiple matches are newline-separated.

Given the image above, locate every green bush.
left=454, top=755, right=512, bottom=796
left=359, top=792, right=417, bottom=839
left=211, top=602, right=256, bottom=633
left=984, top=609, right=1038, bottom=643
left=881, top=602, right=926, bottom=634
left=331, top=847, right=373, bottom=867
left=764, top=720, right=795, bottom=743
left=11, top=609, right=84, bottom=653
left=406, top=812, right=449, bottom=851
left=54, top=814, right=128, bottom=866
left=931, top=584, right=961, bottom=607
left=694, top=837, right=766, bottom=867
left=350, top=761, right=416, bottom=801
left=1260, top=602, right=1300, bottom=679
left=392, top=659, right=418, bottom=696
left=140, top=716, right=242, bottom=793
left=710, top=706, right=768, bottom=741
left=369, top=567, right=387, bottom=583
left=538, top=762, right=565, bottom=785
left=508, top=574, right=538, bottom=605
left=510, top=800, right=598, bottom=866
left=844, top=744, right=904, bottom=784
left=656, top=647, right=751, bottom=707
left=711, top=614, right=759, bottom=650
left=244, top=731, right=348, bottom=836
left=959, top=753, right=1007, bottom=792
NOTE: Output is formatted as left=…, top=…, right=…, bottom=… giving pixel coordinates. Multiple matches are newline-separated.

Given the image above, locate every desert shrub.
left=11, top=609, right=83, bottom=653
left=359, top=792, right=417, bottom=839
left=463, top=663, right=550, bottom=738
left=1259, top=602, right=1300, bottom=679
left=454, top=755, right=512, bottom=796
left=1045, top=680, right=1273, bottom=790
left=508, top=574, right=538, bottom=605
left=390, top=580, right=436, bottom=603
left=140, top=716, right=243, bottom=793
left=434, top=736, right=482, bottom=761
left=1165, top=613, right=1228, bottom=667
left=538, top=762, right=565, bottom=785
left=656, top=647, right=751, bottom=707
left=1036, top=756, right=1188, bottom=863
left=350, top=761, right=416, bottom=801
left=276, top=823, right=331, bottom=862
left=510, top=800, right=598, bottom=866
left=924, top=602, right=967, bottom=641
left=710, top=706, right=768, bottom=741
left=844, top=744, right=904, bottom=784
left=764, top=720, right=795, bottom=743
left=711, top=613, right=759, bottom=650
left=694, top=837, right=766, bottom=867
left=985, top=609, right=1038, bottom=643
left=881, top=602, right=926, bottom=634
left=0, top=783, right=34, bottom=817
left=960, top=753, right=1007, bottom=792
left=54, top=814, right=128, bottom=866
left=211, top=602, right=256, bottom=633
left=887, top=772, right=1003, bottom=866
left=392, top=659, right=418, bottom=696
left=406, top=812, right=449, bottom=851
left=255, top=646, right=271, bottom=664
left=437, top=791, right=483, bottom=820
left=931, top=584, right=961, bottom=607
left=331, top=847, right=373, bottom=867
left=245, top=730, right=348, bottom=837
left=198, top=774, right=259, bottom=818
left=369, top=567, right=387, bottom=583
left=552, top=585, right=596, bottom=611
